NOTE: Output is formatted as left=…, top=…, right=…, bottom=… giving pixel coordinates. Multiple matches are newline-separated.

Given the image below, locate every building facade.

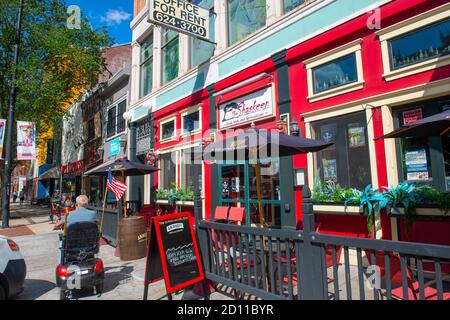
left=128, top=0, right=450, bottom=244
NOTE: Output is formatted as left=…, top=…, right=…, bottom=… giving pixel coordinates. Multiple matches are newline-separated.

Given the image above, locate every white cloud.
left=100, top=9, right=132, bottom=26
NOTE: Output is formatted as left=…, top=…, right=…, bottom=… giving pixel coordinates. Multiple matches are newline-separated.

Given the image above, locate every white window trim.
left=377, top=3, right=450, bottom=82
left=181, top=105, right=202, bottom=137
left=304, top=39, right=364, bottom=102
left=106, top=95, right=128, bottom=142
left=159, top=115, right=177, bottom=143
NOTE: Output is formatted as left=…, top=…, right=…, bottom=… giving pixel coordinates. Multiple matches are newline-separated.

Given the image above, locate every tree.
left=0, top=0, right=112, bottom=134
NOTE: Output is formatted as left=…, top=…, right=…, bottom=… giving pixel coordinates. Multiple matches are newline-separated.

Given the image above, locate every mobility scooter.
left=55, top=221, right=105, bottom=300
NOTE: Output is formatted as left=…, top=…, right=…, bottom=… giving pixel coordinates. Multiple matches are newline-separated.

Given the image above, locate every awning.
left=38, top=166, right=60, bottom=180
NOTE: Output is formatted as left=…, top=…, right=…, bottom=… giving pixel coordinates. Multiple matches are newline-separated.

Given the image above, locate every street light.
left=2, top=0, right=25, bottom=229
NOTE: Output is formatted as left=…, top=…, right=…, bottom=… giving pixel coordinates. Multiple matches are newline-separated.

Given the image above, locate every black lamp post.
left=2, top=0, right=25, bottom=229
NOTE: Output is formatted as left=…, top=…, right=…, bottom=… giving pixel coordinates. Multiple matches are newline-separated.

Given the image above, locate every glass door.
left=219, top=159, right=282, bottom=226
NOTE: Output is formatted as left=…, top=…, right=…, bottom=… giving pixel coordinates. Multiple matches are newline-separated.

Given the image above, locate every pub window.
left=311, top=112, right=372, bottom=191
left=182, top=109, right=200, bottom=134
left=284, top=0, right=305, bottom=13
left=161, top=28, right=179, bottom=85
left=140, top=34, right=153, bottom=98
left=160, top=117, right=176, bottom=141
left=395, top=99, right=450, bottom=191
left=312, top=54, right=357, bottom=94
left=227, top=0, right=267, bottom=46
left=190, top=0, right=215, bottom=67
left=107, top=99, right=127, bottom=138
left=159, top=151, right=176, bottom=190
left=388, top=18, right=450, bottom=71
left=181, top=148, right=202, bottom=192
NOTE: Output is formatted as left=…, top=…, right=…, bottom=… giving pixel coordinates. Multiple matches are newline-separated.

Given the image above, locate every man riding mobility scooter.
left=55, top=221, right=105, bottom=300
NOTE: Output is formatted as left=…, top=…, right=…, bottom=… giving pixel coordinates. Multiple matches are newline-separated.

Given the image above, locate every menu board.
left=143, top=213, right=204, bottom=296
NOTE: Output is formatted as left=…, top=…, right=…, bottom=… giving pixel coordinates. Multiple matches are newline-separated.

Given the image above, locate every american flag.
left=106, top=171, right=127, bottom=201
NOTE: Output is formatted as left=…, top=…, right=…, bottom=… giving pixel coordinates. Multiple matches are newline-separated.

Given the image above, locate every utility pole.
left=2, top=0, right=25, bottom=229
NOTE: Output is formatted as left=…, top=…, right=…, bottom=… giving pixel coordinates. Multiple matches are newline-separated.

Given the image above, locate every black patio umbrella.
left=375, top=109, right=450, bottom=140
left=194, top=127, right=333, bottom=226
left=84, top=158, right=159, bottom=176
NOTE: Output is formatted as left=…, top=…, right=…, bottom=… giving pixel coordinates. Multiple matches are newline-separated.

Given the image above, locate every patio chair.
left=365, top=250, right=450, bottom=300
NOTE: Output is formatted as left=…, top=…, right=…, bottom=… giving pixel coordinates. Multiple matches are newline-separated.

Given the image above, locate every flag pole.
left=122, top=170, right=127, bottom=218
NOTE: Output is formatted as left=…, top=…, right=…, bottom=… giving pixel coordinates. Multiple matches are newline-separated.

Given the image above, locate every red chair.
left=228, top=207, right=244, bottom=224
left=366, top=250, right=450, bottom=300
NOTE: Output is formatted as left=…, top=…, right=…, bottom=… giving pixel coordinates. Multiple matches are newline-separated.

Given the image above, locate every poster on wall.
left=17, top=121, right=36, bottom=160
left=405, top=149, right=429, bottom=181
left=320, top=123, right=336, bottom=148
left=322, top=159, right=337, bottom=182
left=348, top=125, right=366, bottom=148
left=0, top=119, right=5, bottom=158
left=403, top=108, right=423, bottom=125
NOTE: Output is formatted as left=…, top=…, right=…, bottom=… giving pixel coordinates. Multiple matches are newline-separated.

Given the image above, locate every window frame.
left=139, top=33, right=154, bottom=98
left=304, top=39, right=364, bottom=102
left=158, top=150, right=178, bottom=191
left=105, top=96, right=127, bottom=141
left=377, top=3, right=450, bottom=82
left=159, top=115, right=177, bottom=143
left=181, top=105, right=202, bottom=136
left=189, top=1, right=215, bottom=68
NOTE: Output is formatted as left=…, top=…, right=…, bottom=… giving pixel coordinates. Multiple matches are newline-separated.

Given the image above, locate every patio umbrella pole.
left=254, top=163, right=265, bottom=228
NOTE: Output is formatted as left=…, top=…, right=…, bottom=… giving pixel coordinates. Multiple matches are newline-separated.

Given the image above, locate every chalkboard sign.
left=143, top=213, right=204, bottom=297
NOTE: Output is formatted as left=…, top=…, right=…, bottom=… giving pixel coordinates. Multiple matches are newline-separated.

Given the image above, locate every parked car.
left=0, top=236, right=26, bottom=300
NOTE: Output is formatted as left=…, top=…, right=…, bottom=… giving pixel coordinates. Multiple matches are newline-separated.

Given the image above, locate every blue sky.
left=68, top=0, right=134, bottom=45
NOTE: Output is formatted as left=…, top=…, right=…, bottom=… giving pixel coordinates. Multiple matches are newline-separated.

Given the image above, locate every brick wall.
left=134, top=0, right=146, bottom=17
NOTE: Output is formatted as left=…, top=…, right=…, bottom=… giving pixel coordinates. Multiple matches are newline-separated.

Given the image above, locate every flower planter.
left=313, top=203, right=365, bottom=215
left=390, top=207, right=449, bottom=217
left=155, top=199, right=195, bottom=206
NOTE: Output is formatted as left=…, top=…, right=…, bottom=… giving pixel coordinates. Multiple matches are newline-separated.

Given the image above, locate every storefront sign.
left=143, top=213, right=204, bottom=298
left=322, top=159, right=337, bottom=182
left=0, top=119, right=5, bottom=158
left=109, top=137, right=121, bottom=157
left=61, top=160, right=84, bottom=175
left=348, top=125, right=365, bottom=148
left=405, top=149, right=429, bottom=181
left=403, top=108, right=423, bottom=125
left=218, top=86, right=275, bottom=129
left=149, top=0, right=210, bottom=41
left=17, top=121, right=37, bottom=160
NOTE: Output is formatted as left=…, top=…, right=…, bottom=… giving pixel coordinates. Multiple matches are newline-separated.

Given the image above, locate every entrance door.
left=218, top=160, right=282, bottom=226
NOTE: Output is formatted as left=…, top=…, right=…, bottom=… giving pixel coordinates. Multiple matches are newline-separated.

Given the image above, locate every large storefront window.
left=228, top=0, right=266, bottom=45
left=395, top=98, right=450, bottom=191
left=190, top=0, right=215, bottom=67
left=219, top=160, right=281, bottom=226
left=159, top=152, right=176, bottom=190
left=312, top=54, right=357, bottom=94
left=284, top=0, right=305, bottom=13
left=181, top=148, right=202, bottom=191
left=388, top=18, right=450, bottom=71
left=140, top=34, right=153, bottom=98
left=312, top=112, right=371, bottom=190
left=162, top=28, right=179, bottom=85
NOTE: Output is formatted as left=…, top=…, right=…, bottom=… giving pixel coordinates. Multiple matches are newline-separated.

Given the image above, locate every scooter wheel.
left=59, top=289, right=67, bottom=300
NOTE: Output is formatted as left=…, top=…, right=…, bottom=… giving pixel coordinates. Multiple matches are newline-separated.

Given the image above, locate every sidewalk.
left=0, top=202, right=57, bottom=237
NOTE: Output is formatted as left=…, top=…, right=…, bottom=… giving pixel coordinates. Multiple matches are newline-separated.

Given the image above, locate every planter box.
left=390, top=207, right=449, bottom=217
left=313, top=203, right=365, bottom=215
left=155, top=199, right=195, bottom=206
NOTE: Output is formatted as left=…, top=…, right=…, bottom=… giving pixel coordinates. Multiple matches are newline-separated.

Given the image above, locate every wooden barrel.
left=118, top=216, right=148, bottom=261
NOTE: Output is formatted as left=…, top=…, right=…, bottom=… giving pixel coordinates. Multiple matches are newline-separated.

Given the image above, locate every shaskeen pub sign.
left=218, top=86, right=276, bottom=129
left=149, top=0, right=210, bottom=41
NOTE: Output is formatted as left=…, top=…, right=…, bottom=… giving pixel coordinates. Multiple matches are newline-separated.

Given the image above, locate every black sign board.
left=143, top=213, right=204, bottom=297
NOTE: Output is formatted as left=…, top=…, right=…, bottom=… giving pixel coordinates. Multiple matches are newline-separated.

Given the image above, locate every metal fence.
left=88, top=206, right=120, bottom=245
left=196, top=188, right=450, bottom=300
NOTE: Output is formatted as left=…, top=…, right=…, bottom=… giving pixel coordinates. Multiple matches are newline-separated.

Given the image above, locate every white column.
left=153, top=26, right=163, bottom=90
left=130, top=41, right=141, bottom=106
left=267, top=0, right=283, bottom=26
left=214, top=0, right=228, bottom=54
left=179, top=33, right=190, bottom=74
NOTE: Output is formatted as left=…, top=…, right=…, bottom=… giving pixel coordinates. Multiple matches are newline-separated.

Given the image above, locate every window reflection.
left=248, top=161, right=280, bottom=200
left=221, top=165, right=245, bottom=200
left=312, top=54, right=358, bottom=94
left=228, top=0, right=267, bottom=45
left=284, top=0, right=305, bottom=13
left=389, top=18, right=450, bottom=70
